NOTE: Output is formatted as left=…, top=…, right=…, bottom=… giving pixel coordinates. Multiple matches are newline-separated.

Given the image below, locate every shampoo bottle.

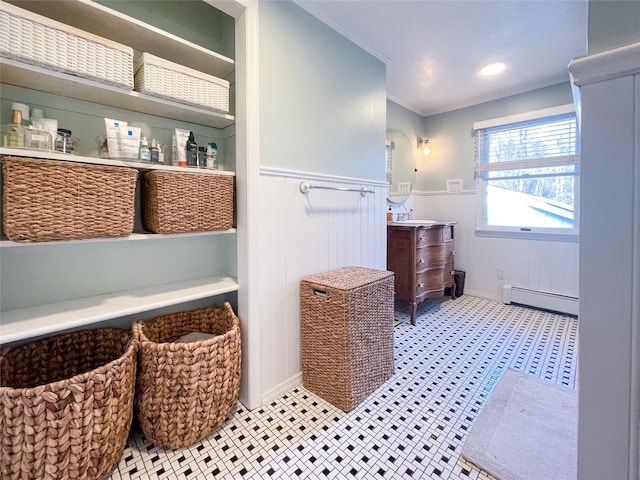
left=387, top=207, right=393, bottom=222
left=206, top=142, right=218, bottom=170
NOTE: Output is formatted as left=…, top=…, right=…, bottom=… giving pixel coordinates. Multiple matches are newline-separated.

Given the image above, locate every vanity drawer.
left=416, top=227, right=443, bottom=247
left=445, top=241, right=454, bottom=261
left=416, top=245, right=445, bottom=270
left=416, top=267, right=445, bottom=294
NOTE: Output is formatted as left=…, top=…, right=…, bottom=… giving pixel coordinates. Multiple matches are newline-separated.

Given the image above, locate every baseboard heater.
left=502, top=284, right=579, bottom=316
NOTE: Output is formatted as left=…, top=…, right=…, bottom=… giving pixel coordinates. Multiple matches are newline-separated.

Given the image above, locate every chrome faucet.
left=395, top=206, right=413, bottom=221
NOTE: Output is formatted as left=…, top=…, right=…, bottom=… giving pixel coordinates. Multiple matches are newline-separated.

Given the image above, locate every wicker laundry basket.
left=301, top=266, right=395, bottom=412
left=134, top=302, right=241, bottom=449
left=142, top=170, right=234, bottom=234
left=2, top=156, right=138, bottom=242
left=0, top=328, right=138, bottom=480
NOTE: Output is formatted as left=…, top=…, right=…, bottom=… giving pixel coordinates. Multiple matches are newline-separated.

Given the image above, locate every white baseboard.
left=502, top=284, right=579, bottom=316
left=261, top=372, right=303, bottom=406
left=462, top=290, right=502, bottom=303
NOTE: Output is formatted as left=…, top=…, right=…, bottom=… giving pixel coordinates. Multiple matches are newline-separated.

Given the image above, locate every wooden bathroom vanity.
left=387, top=221, right=456, bottom=324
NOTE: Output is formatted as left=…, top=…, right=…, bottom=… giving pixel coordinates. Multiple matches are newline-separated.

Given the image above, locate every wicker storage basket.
left=301, top=266, right=395, bottom=412
left=0, top=328, right=138, bottom=480
left=134, top=302, right=241, bottom=449
left=0, top=2, right=133, bottom=89
left=2, top=156, right=138, bottom=242
left=142, top=170, right=234, bottom=234
left=134, top=52, right=229, bottom=113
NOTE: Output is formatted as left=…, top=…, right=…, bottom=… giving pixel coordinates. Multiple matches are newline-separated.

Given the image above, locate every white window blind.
left=474, top=107, right=580, bottom=238
left=475, top=111, right=580, bottom=177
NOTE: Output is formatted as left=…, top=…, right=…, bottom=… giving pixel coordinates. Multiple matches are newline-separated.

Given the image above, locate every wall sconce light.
left=418, top=138, right=431, bottom=156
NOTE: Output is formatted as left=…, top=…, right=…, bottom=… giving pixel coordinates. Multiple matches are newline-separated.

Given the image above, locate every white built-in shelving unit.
left=0, top=0, right=241, bottom=345
left=0, top=147, right=237, bottom=175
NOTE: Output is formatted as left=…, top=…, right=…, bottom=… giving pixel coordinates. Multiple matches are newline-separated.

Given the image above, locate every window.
left=474, top=104, right=580, bottom=240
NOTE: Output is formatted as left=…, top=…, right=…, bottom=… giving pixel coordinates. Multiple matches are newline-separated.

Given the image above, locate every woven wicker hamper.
left=133, top=302, right=241, bottom=449
left=300, top=266, right=395, bottom=412
left=2, top=156, right=138, bottom=242
left=0, top=328, right=138, bottom=480
left=142, top=170, right=234, bottom=234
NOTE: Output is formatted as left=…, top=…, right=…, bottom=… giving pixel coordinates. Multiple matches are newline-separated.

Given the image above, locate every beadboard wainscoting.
left=404, top=190, right=579, bottom=305
left=258, top=167, right=388, bottom=403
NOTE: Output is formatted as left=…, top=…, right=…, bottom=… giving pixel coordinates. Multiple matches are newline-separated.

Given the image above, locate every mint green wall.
left=418, top=82, right=574, bottom=192
left=258, top=1, right=387, bottom=181
left=386, top=99, right=423, bottom=149
left=587, top=0, right=640, bottom=54
left=97, top=0, right=235, bottom=58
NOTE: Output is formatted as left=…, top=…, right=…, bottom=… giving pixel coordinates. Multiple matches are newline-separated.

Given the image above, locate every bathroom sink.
left=392, top=219, right=438, bottom=224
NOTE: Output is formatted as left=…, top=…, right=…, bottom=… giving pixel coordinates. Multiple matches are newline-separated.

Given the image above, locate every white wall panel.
left=406, top=191, right=579, bottom=302
left=259, top=170, right=387, bottom=399
left=569, top=42, right=640, bottom=480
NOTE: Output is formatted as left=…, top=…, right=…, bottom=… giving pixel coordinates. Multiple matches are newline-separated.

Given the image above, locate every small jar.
left=55, top=128, right=79, bottom=154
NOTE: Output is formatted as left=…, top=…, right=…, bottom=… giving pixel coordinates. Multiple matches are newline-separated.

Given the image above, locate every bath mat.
left=462, top=368, right=577, bottom=480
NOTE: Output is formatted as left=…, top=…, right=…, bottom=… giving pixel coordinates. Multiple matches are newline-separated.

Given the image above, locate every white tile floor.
left=109, top=295, right=578, bottom=480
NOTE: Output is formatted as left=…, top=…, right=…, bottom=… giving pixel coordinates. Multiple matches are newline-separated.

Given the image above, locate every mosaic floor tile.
left=110, top=295, right=578, bottom=480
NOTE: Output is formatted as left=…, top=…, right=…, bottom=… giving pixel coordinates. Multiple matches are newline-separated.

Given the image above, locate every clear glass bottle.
left=55, top=128, right=79, bottom=154
left=2, top=110, right=26, bottom=148
left=26, top=125, right=53, bottom=150
left=197, top=146, right=206, bottom=168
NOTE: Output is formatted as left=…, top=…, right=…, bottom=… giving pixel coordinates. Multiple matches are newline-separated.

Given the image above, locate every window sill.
left=475, top=228, right=579, bottom=243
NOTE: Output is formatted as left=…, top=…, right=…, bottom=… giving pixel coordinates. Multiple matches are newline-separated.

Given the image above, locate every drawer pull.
left=418, top=282, right=425, bottom=288
left=419, top=258, right=426, bottom=263
left=419, top=236, right=426, bottom=241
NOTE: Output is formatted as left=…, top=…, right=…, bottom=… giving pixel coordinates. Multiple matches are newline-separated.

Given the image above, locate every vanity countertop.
left=388, top=220, right=457, bottom=227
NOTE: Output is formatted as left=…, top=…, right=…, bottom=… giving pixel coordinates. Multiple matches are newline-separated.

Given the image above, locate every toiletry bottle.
left=172, top=135, right=179, bottom=166
left=139, top=136, right=150, bottom=161
left=387, top=207, right=393, bottom=222
left=149, top=139, right=159, bottom=163
left=4, top=110, right=26, bottom=147
left=207, top=142, right=218, bottom=170
left=55, top=128, right=77, bottom=154
left=158, top=144, right=165, bottom=164
left=31, top=108, right=44, bottom=125
left=198, top=146, right=206, bottom=168
left=26, top=124, right=52, bottom=150
left=186, top=131, right=198, bottom=167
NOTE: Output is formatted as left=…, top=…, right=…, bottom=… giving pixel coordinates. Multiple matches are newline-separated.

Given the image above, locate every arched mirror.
left=386, top=129, right=416, bottom=203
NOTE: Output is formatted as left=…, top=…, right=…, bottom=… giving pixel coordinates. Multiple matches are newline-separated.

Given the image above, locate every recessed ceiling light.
left=480, top=61, right=507, bottom=76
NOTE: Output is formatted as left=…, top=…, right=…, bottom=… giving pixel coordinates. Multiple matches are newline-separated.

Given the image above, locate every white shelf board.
left=0, top=59, right=235, bottom=129
left=0, top=147, right=236, bottom=175
left=0, top=229, right=237, bottom=250
left=0, top=275, right=239, bottom=344
left=7, top=0, right=235, bottom=79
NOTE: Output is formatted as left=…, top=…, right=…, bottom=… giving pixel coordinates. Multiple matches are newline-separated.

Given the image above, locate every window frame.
left=474, top=104, right=580, bottom=242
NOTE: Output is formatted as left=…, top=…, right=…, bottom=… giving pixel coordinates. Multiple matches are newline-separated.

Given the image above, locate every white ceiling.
left=296, top=0, right=589, bottom=116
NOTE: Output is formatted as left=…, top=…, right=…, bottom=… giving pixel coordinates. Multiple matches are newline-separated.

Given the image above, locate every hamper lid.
left=301, top=266, right=393, bottom=290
